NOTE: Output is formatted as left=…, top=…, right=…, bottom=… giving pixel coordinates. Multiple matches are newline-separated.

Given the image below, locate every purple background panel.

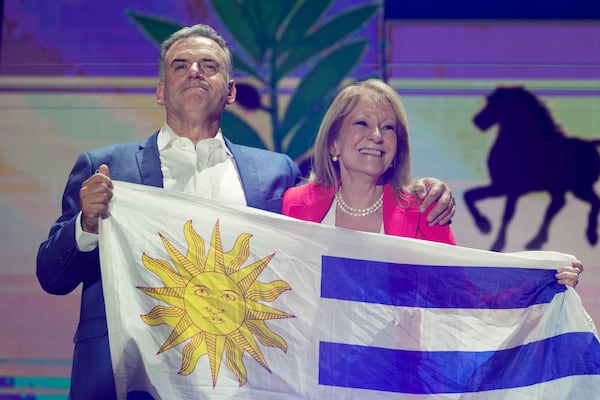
left=385, top=22, right=600, bottom=79
left=1, top=0, right=379, bottom=78
left=2, top=0, right=220, bottom=76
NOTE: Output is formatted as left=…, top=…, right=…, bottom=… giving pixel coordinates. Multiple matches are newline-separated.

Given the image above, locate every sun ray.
left=137, top=286, right=185, bottom=308
left=159, top=233, right=197, bottom=280
left=206, top=333, right=226, bottom=387
left=180, top=332, right=207, bottom=375
left=223, top=233, right=252, bottom=275
left=229, top=326, right=269, bottom=371
left=159, top=314, right=197, bottom=353
left=246, top=279, right=291, bottom=302
left=224, top=337, right=247, bottom=386
left=230, top=254, right=274, bottom=293
left=141, top=305, right=184, bottom=327
left=245, top=298, right=295, bottom=321
left=206, top=221, right=226, bottom=274
left=183, top=220, right=206, bottom=276
left=246, top=320, right=288, bottom=352
left=141, top=253, right=186, bottom=287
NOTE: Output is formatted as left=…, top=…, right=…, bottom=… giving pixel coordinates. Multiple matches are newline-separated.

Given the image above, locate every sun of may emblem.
left=137, top=220, right=294, bottom=387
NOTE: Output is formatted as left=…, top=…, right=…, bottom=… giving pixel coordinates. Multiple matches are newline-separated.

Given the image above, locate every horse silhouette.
left=464, top=86, right=600, bottom=251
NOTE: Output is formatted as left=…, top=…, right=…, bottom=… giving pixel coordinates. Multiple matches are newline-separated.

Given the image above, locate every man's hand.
left=79, top=164, right=113, bottom=234
left=412, top=177, right=456, bottom=226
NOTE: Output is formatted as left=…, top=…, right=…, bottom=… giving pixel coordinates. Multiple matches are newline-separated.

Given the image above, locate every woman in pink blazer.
left=283, top=79, right=455, bottom=244
left=283, top=79, right=582, bottom=285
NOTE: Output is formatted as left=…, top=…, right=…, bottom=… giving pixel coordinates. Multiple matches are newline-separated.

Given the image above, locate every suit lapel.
left=225, top=138, right=261, bottom=208
left=136, top=132, right=163, bottom=188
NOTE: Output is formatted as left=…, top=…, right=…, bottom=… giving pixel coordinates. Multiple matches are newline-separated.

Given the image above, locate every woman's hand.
left=556, top=259, right=584, bottom=287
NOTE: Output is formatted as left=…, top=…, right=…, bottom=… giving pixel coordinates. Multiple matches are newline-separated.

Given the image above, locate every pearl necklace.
left=335, top=186, right=383, bottom=217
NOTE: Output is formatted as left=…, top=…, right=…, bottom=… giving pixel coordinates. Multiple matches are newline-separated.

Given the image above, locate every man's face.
left=156, top=36, right=235, bottom=121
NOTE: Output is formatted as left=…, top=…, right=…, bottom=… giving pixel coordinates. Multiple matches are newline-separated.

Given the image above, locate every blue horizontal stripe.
left=321, top=256, right=564, bottom=308
left=319, top=332, right=600, bottom=394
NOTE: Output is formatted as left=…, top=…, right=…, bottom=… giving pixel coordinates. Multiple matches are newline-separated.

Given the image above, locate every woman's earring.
left=331, top=155, right=339, bottom=162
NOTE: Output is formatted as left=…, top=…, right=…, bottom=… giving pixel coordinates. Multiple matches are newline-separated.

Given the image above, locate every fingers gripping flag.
left=99, top=182, right=600, bottom=400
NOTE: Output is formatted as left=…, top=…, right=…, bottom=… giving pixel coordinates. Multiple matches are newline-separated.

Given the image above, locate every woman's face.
left=331, top=98, right=398, bottom=183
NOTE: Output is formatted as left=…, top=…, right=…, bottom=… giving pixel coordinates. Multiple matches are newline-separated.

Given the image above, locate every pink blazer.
left=282, top=183, right=456, bottom=245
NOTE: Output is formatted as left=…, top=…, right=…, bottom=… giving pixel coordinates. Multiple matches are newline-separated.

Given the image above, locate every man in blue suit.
left=37, top=24, right=456, bottom=399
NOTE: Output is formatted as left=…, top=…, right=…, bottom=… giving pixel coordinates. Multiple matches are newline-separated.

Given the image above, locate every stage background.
left=1, top=0, right=599, bottom=398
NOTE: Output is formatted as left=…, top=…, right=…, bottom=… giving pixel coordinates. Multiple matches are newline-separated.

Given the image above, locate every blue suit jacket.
left=36, top=132, right=300, bottom=399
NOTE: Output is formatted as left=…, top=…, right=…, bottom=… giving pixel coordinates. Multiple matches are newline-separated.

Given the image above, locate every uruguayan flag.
left=100, top=181, right=600, bottom=400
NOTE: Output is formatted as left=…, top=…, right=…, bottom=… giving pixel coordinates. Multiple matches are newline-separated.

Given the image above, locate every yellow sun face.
left=137, top=220, right=294, bottom=387
left=184, top=272, right=246, bottom=335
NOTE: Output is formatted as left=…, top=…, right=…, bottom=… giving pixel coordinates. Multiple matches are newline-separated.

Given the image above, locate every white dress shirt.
left=76, top=123, right=246, bottom=251
left=157, top=123, right=246, bottom=202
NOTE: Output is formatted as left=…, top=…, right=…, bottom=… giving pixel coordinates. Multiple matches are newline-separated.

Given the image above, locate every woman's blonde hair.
left=309, top=78, right=411, bottom=191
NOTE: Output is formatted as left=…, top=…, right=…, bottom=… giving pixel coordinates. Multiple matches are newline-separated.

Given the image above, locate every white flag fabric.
left=100, top=181, right=600, bottom=400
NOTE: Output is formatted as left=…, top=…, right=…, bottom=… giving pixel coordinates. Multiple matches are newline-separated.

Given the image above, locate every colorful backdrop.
left=1, top=0, right=599, bottom=398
